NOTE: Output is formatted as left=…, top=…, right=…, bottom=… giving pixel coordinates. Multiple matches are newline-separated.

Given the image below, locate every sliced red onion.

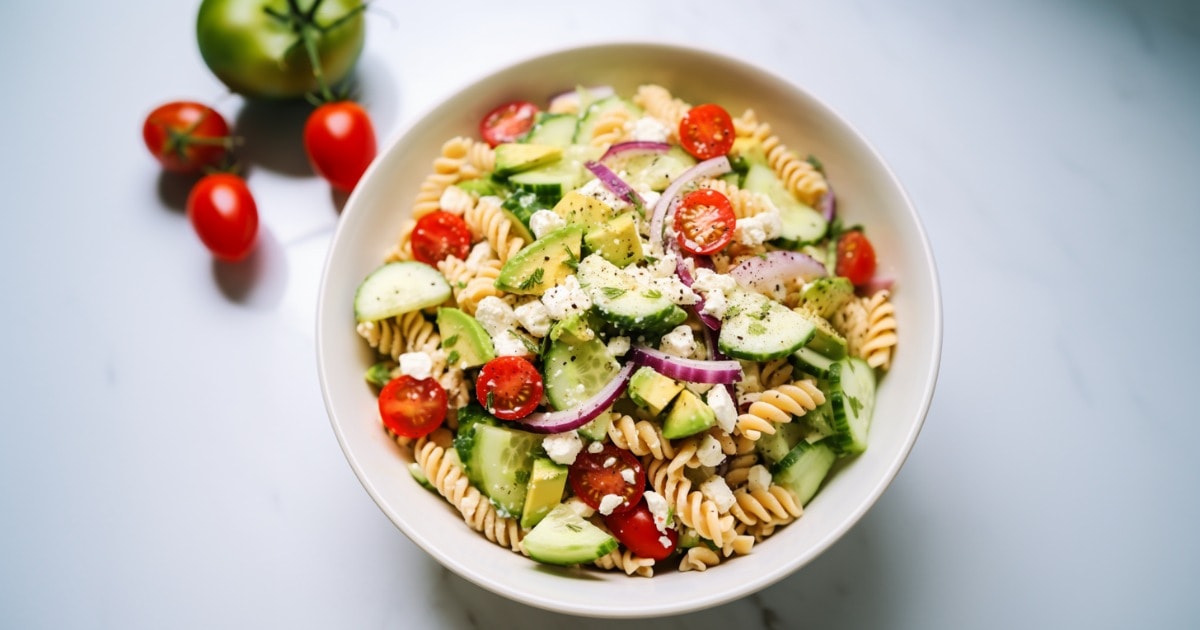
left=861, top=275, right=895, bottom=296
left=629, top=345, right=743, bottom=384
left=649, top=156, right=732, bottom=253
left=600, top=141, right=671, bottom=164
left=517, top=361, right=636, bottom=434
left=585, top=160, right=645, bottom=209
left=729, top=250, right=827, bottom=294
left=817, top=189, right=836, bottom=223
left=668, top=241, right=721, bottom=330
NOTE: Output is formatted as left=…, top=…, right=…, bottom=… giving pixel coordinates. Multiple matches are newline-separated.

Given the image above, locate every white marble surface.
left=2, top=0, right=1198, bottom=627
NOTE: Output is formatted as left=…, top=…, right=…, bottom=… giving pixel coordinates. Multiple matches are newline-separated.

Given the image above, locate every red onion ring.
left=629, top=346, right=743, bottom=384
left=599, top=141, right=671, bottom=164
left=729, top=250, right=827, bottom=294
left=584, top=160, right=645, bottom=209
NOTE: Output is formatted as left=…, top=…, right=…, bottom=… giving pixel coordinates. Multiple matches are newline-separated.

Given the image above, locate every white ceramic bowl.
left=317, top=42, right=941, bottom=618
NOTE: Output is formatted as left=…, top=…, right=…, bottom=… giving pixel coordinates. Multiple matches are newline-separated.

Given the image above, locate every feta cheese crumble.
left=513, top=300, right=552, bottom=338
left=620, top=468, right=635, bottom=484
left=587, top=440, right=605, bottom=454
left=528, top=209, right=566, bottom=240
left=699, top=476, right=736, bottom=513
left=643, top=491, right=671, bottom=533
left=733, top=204, right=783, bottom=247
left=630, top=116, right=672, bottom=143
left=474, top=296, right=517, bottom=338
left=706, top=385, right=738, bottom=433
left=659, top=324, right=698, bottom=358
left=696, top=434, right=727, bottom=467
left=492, top=330, right=531, bottom=357
left=540, top=275, right=592, bottom=320
left=607, top=335, right=631, bottom=357
left=542, top=431, right=583, bottom=466
left=598, top=493, right=625, bottom=516
left=398, top=352, right=433, bottom=380
left=747, top=465, right=773, bottom=493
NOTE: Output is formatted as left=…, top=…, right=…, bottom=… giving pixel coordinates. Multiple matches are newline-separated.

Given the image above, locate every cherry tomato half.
left=604, top=498, right=678, bottom=561
left=836, top=229, right=877, bottom=286
left=568, top=443, right=645, bottom=516
left=411, top=211, right=472, bottom=266
left=674, top=188, right=736, bottom=255
left=186, top=173, right=259, bottom=262
left=303, top=101, right=377, bottom=192
left=379, top=375, right=448, bottom=439
left=678, top=103, right=735, bottom=160
left=479, top=100, right=538, bottom=148
left=142, top=101, right=232, bottom=173
left=476, top=356, right=543, bottom=420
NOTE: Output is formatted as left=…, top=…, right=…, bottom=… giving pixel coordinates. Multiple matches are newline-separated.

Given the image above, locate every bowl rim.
left=316, top=40, right=943, bottom=618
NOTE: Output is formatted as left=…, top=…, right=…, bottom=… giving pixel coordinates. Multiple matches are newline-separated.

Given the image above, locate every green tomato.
left=196, top=0, right=366, bottom=100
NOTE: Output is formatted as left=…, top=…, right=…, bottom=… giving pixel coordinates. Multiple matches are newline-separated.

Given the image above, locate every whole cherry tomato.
left=186, top=173, right=259, bottom=262
left=142, top=101, right=232, bottom=173
left=303, top=100, right=377, bottom=192
left=379, top=376, right=447, bottom=439
left=604, top=498, right=679, bottom=561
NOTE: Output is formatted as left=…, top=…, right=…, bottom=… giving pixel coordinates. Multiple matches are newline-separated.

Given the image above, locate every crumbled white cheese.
left=540, top=275, right=592, bottom=320
left=747, top=465, right=773, bottom=493
left=587, top=441, right=605, bottom=454
left=733, top=205, right=783, bottom=247
left=706, top=386, right=738, bottom=433
left=659, top=324, right=698, bottom=358
left=643, top=490, right=671, bottom=533
left=474, top=296, right=517, bottom=338
left=398, top=352, right=433, bottom=380
left=638, top=189, right=661, bottom=212
left=630, top=116, right=672, bottom=143
left=578, top=178, right=626, bottom=210
left=699, top=289, right=730, bottom=320
left=603, top=456, right=617, bottom=468
left=650, top=276, right=699, bottom=305
left=699, top=476, right=736, bottom=513
left=645, top=252, right=678, bottom=279
left=439, top=185, right=474, bottom=214
left=607, top=335, right=631, bottom=357
left=528, top=209, right=566, bottom=240
left=464, top=241, right=493, bottom=272
left=492, top=330, right=531, bottom=357
left=620, top=468, right=635, bottom=484
left=563, top=496, right=595, bottom=518
left=513, top=300, right=552, bottom=338
left=542, top=431, right=584, bottom=466
left=691, top=268, right=739, bottom=294
left=659, top=535, right=673, bottom=548
left=598, top=493, right=625, bottom=516
left=696, top=434, right=727, bottom=467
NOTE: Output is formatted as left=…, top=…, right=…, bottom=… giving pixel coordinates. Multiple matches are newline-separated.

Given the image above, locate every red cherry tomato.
left=674, top=188, right=736, bottom=255
left=186, top=173, right=259, bottom=262
left=142, top=101, right=231, bottom=173
left=836, top=230, right=877, bottom=286
left=479, top=100, right=538, bottom=147
left=475, top=356, right=543, bottom=420
left=378, top=376, right=448, bottom=439
left=604, top=498, right=678, bottom=561
left=303, top=101, right=377, bottom=192
left=568, top=443, right=645, bottom=516
left=678, top=103, right=735, bottom=160
left=410, top=211, right=472, bottom=265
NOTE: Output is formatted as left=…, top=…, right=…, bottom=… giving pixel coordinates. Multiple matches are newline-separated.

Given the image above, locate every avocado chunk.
left=552, top=190, right=616, bottom=229
left=661, top=389, right=717, bottom=439
left=547, top=312, right=597, bottom=344
left=520, top=458, right=569, bottom=529
left=520, top=503, right=618, bottom=566
left=584, top=212, right=644, bottom=268
left=436, top=307, right=496, bottom=369
left=461, top=423, right=541, bottom=518
left=628, top=366, right=684, bottom=417
left=493, top=143, right=563, bottom=177
left=792, top=305, right=848, bottom=359
left=495, top=225, right=584, bottom=295
left=801, top=277, right=854, bottom=319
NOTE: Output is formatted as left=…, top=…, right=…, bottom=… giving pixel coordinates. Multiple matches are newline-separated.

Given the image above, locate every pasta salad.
left=351, top=85, right=898, bottom=575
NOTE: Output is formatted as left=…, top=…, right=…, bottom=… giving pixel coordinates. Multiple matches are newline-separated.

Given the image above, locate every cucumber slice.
left=573, top=95, right=642, bottom=145
left=606, top=146, right=697, bottom=192
left=771, top=439, right=837, bottom=506
left=792, top=346, right=836, bottom=379
left=576, top=254, right=687, bottom=334
left=462, top=423, right=541, bottom=518
left=542, top=335, right=620, bottom=410
left=743, top=163, right=827, bottom=246
left=826, top=358, right=877, bottom=455
left=756, top=420, right=808, bottom=466
left=521, top=503, right=618, bottom=566
left=353, top=261, right=451, bottom=322
left=717, top=291, right=815, bottom=361
left=523, top=113, right=578, bottom=147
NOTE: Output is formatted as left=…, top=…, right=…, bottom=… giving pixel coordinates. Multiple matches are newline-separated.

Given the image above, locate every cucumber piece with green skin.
left=508, top=159, right=587, bottom=204
left=452, top=403, right=499, bottom=465
left=573, top=95, right=642, bottom=145
left=520, top=503, right=618, bottom=566
left=522, top=113, right=578, bottom=147
left=353, top=261, right=450, bottom=322
left=756, top=419, right=809, bottom=466
left=792, top=346, right=836, bottom=379
left=717, top=290, right=815, bottom=361
left=501, top=191, right=548, bottom=231
left=771, top=439, right=838, bottom=506
left=792, top=307, right=848, bottom=360
left=576, top=413, right=613, bottom=442
left=826, top=358, right=877, bottom=455
left=542, top=334, right=620, bottom=411
left=743, top=163, right=827, bottom=246
left=576, top=254, right=688, bottom=334
left=462, top=423, right=541, bottom=518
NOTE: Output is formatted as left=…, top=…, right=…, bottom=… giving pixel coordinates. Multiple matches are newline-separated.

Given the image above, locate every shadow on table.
left=211, top=225, right=287, bottom=311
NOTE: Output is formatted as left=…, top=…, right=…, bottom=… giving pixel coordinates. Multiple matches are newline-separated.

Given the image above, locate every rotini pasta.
left=733, top=108, right=829, bottom=206
left=645, top=458, right=737, bottom=549
left=463, top=195, right=525, bottom=264
left=633, top=84, right=690, bottom=138
left=735, top=379, right=825, bottom=441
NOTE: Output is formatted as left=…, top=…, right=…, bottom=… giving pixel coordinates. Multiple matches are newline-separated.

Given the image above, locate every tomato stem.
left=262, top=0, right=366, bottom=104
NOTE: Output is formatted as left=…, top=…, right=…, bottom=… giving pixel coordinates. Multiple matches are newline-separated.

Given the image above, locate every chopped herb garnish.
left=447, top=350, right=460, bottom=365
left=601, top=286, right=627, bottom=299
left=642, top=289, right=663, bottom=300
left=442, top=334, right=459, bottom=348
left=806, top=154, right=825, bottom=174
left=518, top=268, right=545, bottom=290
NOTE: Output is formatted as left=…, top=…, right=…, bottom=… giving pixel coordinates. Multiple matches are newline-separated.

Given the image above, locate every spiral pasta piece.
left=592, top=543, right=655, bottom=577
left=413, top=434, right=526, bottom=555
left=736, top=108, right=829, bottom=207
left=645, top=459, right=736, bottom=548
left=384, top=219, right=417, bottom=262
left=735, top=379, right=825, bottom=441
left=697, top=178, right=776, bottom=220
left=678, top=546, right=722, bottom=572
left=410, top=136, right=476, bottom=221
left=607, top=413, right=677, bottom=461
left=356, top=311, right=441, bottom=360
left=589, top=106, right=634, bottom=148
left=759, top=359, right=794, bottom=390
left=463, top=196, right=525, bottom=264
left=729, top=485, right=804, bottom=527
left=860, top=290, right=897, bottom=370
left=633, top=84, right=690, bottom=138
left=722, top=452, right=760, bottom=489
